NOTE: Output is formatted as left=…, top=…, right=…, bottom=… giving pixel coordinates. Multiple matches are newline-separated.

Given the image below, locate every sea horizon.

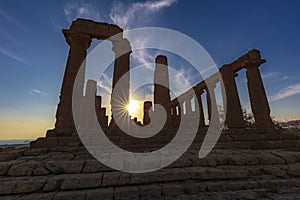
left=0, top=139, right=34, bottom=146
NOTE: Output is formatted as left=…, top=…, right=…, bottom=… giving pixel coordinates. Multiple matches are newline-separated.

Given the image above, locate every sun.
left=126, top=99, right=140, bottom=116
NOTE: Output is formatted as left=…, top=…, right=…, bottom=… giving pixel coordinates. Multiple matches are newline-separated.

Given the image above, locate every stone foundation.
left=2, top=132, right=300, bottom=199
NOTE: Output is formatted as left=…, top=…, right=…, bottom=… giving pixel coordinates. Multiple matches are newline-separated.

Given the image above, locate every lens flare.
left=126, top=99, right=140, bottom=116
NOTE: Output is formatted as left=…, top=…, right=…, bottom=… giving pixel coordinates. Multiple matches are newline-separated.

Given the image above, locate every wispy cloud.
left=169, top=67, right=193, bottom=97
left=0, top=30, right=25, bottom=48
left=110, top=0, right=177, bottom=68
left=97, top=73, right=112, bottom=95
left=63, top=2, right=105, bottom=23
left=0, top=10, right=26, bottom=63
left=261, top=71, right=289, bottom=81
left=0, top=9, right=24, bottom=30
left=261, top=72, right=277, bottom=79
left=0, top=46, right=26, bottom=64
left=28, top=88, right=47, bottom=96
left=269, top=83, right=300, bottom=102
left=109, top=0, right=177, bottom=29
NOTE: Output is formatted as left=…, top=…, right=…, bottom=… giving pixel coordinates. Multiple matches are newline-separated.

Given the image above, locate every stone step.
left=1, top=149, right=300, bottom=176
left=2, top=178, right=300, bottom=200
left=1, top=160, right=300, bottom=196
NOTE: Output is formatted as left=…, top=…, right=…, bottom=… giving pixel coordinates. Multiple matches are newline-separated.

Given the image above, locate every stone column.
left=185, top=96, right=193, bottom=114
left=172, top=99, right=180, bottom=127
left=95, top=96, right=107, bottom=130
left=85, top=80, right=97, bottom=129
left=154, top=55, right=172, bottom=128
left=195, top=89, right=205, bottom=127
left=220, top=65, right=245, bottom=128
left=143, top=101, right=152, bottom=126
left=110, top=38, right=131, bottom=127
left=154, top=55, right=171, bottom=116
left=55, top=31, right=91, bottom=133
left=205, top=82, right=218, bottom=123
left=245, top=60, right=274, bottom=128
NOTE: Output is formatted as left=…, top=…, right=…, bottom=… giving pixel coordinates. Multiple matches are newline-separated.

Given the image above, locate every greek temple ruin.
left=170, top=49, right=274, bottom=129
left=5, top=18, right=300, bottom=200
left=31, top=18, right=274, bottom=148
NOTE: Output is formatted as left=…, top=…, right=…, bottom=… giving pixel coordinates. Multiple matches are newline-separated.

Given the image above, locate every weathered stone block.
left=114, top=186, right=139, bottom=200
left=0, top=180, right=16, bottom=195
left=130, top=173, right=149, bottom=184
left=8, top=162, right=36, bottom=176
left=161, top=183, right=185, bottom=196
left=82, top=159, right=109, bottom=173
left=53, top=190, right=87, bottom=200
left=225, top=168, right=249, bottom=179
left=34, top=164, right=50, bottom=175
left=189, top=167, right=227, bottom=180
left=139, top=184, right=161, bottom=199
left=86, top=188, right=114, bottom=200
left=102, top=171, right=120, bottom=186
left=0, top=162, right=11, bottom=175
left=45, top=160, right=84, bottom=174
left=43, top=175, right=65, bottom=192
left=60, top=173, right=102, bottom=190
left=287, top=164, right=300, bottom=176
left=13, top=177, right=47, bottom=194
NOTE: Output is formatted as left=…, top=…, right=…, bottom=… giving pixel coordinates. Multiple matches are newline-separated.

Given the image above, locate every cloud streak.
left=269, top=83, right=300, bottom=102
left=109, top=0, right=177, bottom=69
left=63, top=2, right=105, bottom=23
left=0, top=9, right=24, bottom=30
left=0, top=46, right=26, bottom=64
left=28, top=88, right=47, bottom=96
left=97, top=73, right=112, bottom=95
left=109, top=0, right=177, bottom=29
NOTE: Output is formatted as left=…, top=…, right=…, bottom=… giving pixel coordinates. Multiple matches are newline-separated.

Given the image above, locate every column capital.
left=195, top=88, right=204, bottom=96
left=63, top=30, right=91, bottom=49
left=245, top=59, right=266, bottom=69
left=204, top=82, right=216, bottom=91
left=219, top=64, right=233, bottom=74
left=111, top=38, right=132, bottom=55
left=172, top=98, right=179, bottom=106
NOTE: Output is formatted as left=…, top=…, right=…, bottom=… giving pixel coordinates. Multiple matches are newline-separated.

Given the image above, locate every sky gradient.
left=0, top=0, right=300, bottom=139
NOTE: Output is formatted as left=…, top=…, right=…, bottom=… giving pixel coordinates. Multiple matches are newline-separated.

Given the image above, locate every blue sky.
left=0, top=0, right=300, bottom=139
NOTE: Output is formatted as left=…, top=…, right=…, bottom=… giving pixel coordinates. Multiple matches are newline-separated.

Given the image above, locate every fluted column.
left=185, top=96, right=193, bottom=114
left=245, top=60, right=274, bottom=128
left=154, top=55, right=171, bottom=115
left=205, top=82, right=218, bottom=124
left=195, top=89, right=205, bottom=127
left=154, top=55, right=171, bottom=127
left=143, top=101, right=152, bottom=126
left=55, top=31, right=91, bottom=132
left=220, top=65, right=245, bottom=128
left=110, top=38, right=131, bottom=127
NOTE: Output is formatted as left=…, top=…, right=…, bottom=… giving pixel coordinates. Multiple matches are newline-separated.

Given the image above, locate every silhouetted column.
left=171, top=99, right=180, bottom=127
left=205, top=82, right=218, bottom=123
left=154, top=55, right=171, bottom=116
left=85, top=80, right=97, bottom=129
left=220, top=65, right=245, bottom=128
left=110, top=38, right=131, bottom=126
left=95, top=96, right=107, bottom=130
left=185, top=96, right=193, bottom=114
left=246, top=60, right=274, bottom=128
left=143, top=101, right=152, bottom=126
left=195, top=89, right=205, bottom=127
left=55, top=31, right=91, bottom=132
